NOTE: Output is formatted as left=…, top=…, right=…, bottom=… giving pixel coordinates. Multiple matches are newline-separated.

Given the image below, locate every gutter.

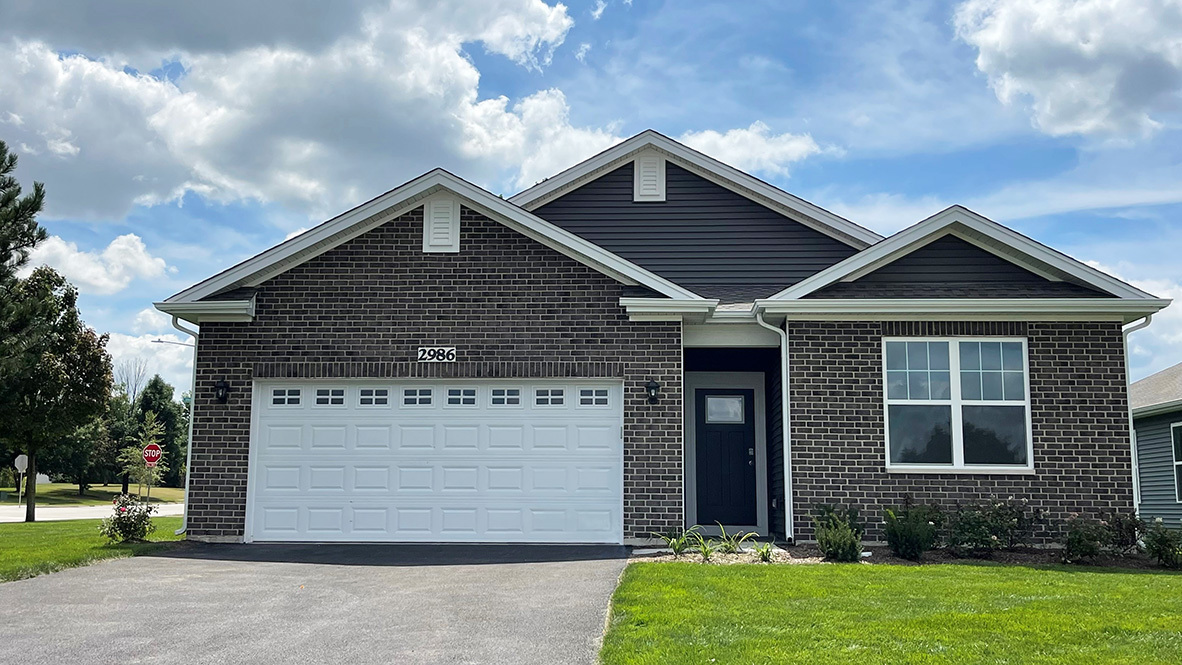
left=1123, top=314, right=1153, bottom=515
left=171, top=315, right=200, bottom=535
left=755, top=311, right=793, bottom=543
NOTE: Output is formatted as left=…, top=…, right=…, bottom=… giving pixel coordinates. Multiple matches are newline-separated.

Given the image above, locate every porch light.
left=214, top=379, right=229, bottom=404
left=645, top=379, right=661, bottom=404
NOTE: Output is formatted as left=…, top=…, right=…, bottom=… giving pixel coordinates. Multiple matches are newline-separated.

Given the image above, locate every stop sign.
left=143, top=443, right=163, bottom=467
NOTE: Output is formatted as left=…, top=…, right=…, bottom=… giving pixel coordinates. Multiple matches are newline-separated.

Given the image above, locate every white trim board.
left=753, top=298, right=1172, bottom=324
left=766, top=205, right=1162, bottom=302
left=684, top=372, right=769, bottom=536
left=162, top=169, right=706, bottom=311
left=508, top=130, right=882, bottom=248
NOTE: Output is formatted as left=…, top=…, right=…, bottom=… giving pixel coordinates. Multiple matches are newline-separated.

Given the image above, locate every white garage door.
left=247, top=380, right=624, bottom=543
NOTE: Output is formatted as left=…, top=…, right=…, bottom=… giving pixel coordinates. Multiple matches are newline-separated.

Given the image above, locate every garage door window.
left=535, top=388, right=565, bottom=406
left=271, top=388, right=301, bottom=406
left=315, top=388, right=345, bottom=406
left=578, top=387, right=610, bottom=407
left=359, top=388, right=389, bottom=406
left=490, top=388, right=521, bottom=406
left=403, top=388, right=432, bottom=406
left=446, top=388, right=477, bottom=406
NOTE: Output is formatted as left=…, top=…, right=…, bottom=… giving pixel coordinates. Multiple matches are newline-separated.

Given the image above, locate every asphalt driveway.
left=0, top=542, right=628, bottom=665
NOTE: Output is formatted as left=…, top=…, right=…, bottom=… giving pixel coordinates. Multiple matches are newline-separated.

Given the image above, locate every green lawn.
left=601, top=562, right=1182, bottom=665
left=0, top=482, right=184, bottom=506
left=0, top=516, right=184, bottom=582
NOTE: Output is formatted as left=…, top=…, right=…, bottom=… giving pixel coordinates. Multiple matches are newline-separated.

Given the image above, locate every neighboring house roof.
left=157, top=168, right=711, bottom=322
left=1131, top=362, right=1182, bottom=418
left=509, top=129, right=883, bottom=248
left=765, top=205, right=1162, bottom=302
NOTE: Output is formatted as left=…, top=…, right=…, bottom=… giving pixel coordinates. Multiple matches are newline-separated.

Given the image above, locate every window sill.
left=886, top=465, right=1036, bottom=476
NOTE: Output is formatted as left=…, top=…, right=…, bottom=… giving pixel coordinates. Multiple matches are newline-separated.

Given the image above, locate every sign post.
left=142, top=444, right=162, bottom=506
left=14, top=454, right=27, bottom=505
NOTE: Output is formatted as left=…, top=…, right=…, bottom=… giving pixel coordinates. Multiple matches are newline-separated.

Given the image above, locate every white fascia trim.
left=508, top=130, right=882, bottom=248
left=620, top=297, right=718, bottom=321
left=754, top=298, right=1172, bottom=323
left=766, top=205, right=1161, bottom=301
left=1132, top=398, right=1182, bottom=419
left=164, top=169, right=705, bottom=304
left=154, top=298, right=255, bottom=324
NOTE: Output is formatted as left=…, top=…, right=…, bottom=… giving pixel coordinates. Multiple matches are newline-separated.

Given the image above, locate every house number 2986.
left=417, top=346, right=457, bottom=362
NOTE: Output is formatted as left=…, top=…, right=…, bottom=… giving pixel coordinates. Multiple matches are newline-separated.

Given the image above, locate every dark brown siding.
left=789, top=320, right=1133, bottom=543
left=809, top=236, right=1110, bottom=298
left=188, top=206, right=683, bottom=541
left=533, top=162, right=859, bottom=302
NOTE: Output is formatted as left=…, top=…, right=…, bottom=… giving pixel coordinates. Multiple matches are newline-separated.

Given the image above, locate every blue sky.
left=1, top=0, right=1179, bottom=391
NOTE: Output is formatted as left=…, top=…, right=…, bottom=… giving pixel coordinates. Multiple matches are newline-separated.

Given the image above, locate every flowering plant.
left=99, top=494, right=157, bottom=543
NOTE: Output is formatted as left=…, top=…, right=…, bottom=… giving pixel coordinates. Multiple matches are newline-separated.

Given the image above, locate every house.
left=1131, top=362, right=1182, bottom=527
left=155, top=130, right=1170, bottom=545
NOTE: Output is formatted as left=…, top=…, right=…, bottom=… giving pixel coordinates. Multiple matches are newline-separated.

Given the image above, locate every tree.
left=0, top=140, right=48, bottom=380
left=40, top=419, right=108, bottom=495
left=115, top=357, right=149, bottom=405
left=136, top=375, right=187, bottom=487
left=119, top=410, right=168, bottom=493
left=0, top=267, right=112, bottom=521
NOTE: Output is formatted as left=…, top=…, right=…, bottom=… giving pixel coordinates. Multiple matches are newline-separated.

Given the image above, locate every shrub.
left=884, top=500, right=942, bottom=560
left=815, top=504, right=863, bottom=538
left=1144, top=519, right=1182, bottom=569
left=753, top=541, right=775, bottom=563
left=1061, top=515, right=1108, bottom=563
left=984, top=497, right=1040, bottom=549
left=99, top=494, right=156, bottom=543
left=0, top=467, right=15, bottom=490
left=814, top=508, right=863, bottom=563
left=1102, top=512, right=1145, bottom=556
left=653, top=526, right=698, bottom=558
left=715, top=522, right=757, bottom=554
left=946, top=498, right=1039, bottom=556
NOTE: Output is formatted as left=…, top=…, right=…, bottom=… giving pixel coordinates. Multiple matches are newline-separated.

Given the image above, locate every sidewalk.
left=0, top=503, right=184, bottom=523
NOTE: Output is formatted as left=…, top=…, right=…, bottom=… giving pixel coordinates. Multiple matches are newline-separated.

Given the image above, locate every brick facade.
left=187, top=206, right=683, bottom=541
left=788, top=320, right=1134, bottom=543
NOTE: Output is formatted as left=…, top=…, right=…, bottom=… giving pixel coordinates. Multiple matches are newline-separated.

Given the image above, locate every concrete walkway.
left=0, top=502, right=184, bottom=523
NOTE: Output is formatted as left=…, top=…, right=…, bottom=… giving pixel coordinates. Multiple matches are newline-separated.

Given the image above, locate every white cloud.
left=1084, top=261, right=1181, bottom=380
left=0, top=1, right=583, bottom=222
left=679, top=122, right=822, bottom=178
left=955, top=0, right=1182, bottom=137
left=132, top=307, right=172, bottom=334
left=21, top=234, right=169, bottom=295
left=575, top=42, right=591, bottom=63
left=105, top=332, right=194, bottom=395
left=591, top=0, right=607, bottom=20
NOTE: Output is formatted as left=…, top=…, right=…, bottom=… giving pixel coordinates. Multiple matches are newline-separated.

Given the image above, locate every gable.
left=533, top=161, right=860, bottom=302
left=807, top=235, right=1111, bottom=299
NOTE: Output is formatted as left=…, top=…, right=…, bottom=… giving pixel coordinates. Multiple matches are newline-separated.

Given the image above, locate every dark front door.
left=695, top=388, right=757, bottom=525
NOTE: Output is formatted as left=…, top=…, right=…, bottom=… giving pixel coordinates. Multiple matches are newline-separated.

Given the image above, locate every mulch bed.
left=631, top=544, right=1165, bottom=570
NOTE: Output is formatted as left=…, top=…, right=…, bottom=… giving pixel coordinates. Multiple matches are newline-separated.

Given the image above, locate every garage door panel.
left=250, top=381, right=623, bottom=543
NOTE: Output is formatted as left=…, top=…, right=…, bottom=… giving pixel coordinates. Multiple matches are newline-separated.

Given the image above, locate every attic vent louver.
left=633, top=154, right=665, bottom=202
left=423, top=196, right=460, bottom=253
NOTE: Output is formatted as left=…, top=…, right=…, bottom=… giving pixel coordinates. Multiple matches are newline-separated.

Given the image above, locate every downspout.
left=755, top=310, right=793, bottom=543
left=1123, top=314, right=1152, bottom=515
left=171, top=315, right=199, bottom=535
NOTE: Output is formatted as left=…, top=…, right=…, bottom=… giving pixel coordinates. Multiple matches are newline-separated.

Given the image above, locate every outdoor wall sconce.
left=214, top=380, right=229, bottom=404
left=645, top=379, right=661, bottom=404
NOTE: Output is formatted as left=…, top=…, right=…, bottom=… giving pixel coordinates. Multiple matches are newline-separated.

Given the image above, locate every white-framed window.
left=534, top=387, right=565, bottom=407
left=314, top=387, right=346, bottom=406
left=883, top=338, right=1033, bottom=472
left=490, top=388, right=522, bottom=407
left=271, top=388, right=301, bottom=406
left=577, top=387, right=610, bottom=408
left=402, top=388, right=432, bottom=406
left=446, top=387, right=477, bottom=407
left=358, top=388, right=390, bottom=407
left=1172, top=423, right=1182, bottom=503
